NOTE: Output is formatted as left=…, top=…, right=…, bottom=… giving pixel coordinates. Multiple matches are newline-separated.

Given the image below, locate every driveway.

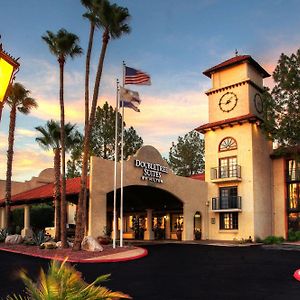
left=1, top=244, right=300, bottom=299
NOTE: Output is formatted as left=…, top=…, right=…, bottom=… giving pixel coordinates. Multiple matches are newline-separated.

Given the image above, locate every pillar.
left=0, top=207, right=6, bottom=229
left=144, top=209, right=154, bottom=240
left=165, top=213, right=171, bottom=239
left=21, top=205, right=32, bottom=237
left=183, top=204, right=194, bottom=241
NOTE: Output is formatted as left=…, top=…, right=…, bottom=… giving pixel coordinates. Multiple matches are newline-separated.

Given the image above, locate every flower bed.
left=0, top=243, right=138, bottom=262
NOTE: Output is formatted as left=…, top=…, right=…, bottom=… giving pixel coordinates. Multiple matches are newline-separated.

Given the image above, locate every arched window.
left=219, top=137, right=237, bottom=152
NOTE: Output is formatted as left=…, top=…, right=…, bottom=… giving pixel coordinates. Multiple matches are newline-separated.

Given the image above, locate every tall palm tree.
left=35, top=120, right=81, bottom=241
left=74, top=0, right=131, bottom=250
left=79, top=0, right=103, bottom=241
left=5, top=83, right=38, bottom=228
left=42, top=29, right=83, bottom=247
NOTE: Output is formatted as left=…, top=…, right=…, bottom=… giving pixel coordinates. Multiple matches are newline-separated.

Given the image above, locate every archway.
left=106, top=185, right=184, bottom=240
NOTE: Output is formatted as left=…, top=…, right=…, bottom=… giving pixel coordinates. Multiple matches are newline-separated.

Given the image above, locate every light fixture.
left=0, top=42, right=20, bottom=123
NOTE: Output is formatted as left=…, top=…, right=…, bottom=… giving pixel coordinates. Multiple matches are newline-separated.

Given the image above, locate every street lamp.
left=0, top=43, right=20, bottom=123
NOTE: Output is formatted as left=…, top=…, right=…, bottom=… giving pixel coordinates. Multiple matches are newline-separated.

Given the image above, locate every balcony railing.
left=287, top=168, right=300, bottom=182
left=211, top=165, right=241, bottom=181
left=212, top=196, right=242, bottom=211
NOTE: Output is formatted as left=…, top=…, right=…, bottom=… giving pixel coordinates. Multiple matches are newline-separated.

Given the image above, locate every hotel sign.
left=135, top=159, right=168, bottom=183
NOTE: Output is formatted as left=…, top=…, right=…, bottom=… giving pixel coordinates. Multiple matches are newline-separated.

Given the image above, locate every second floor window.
left=219, top=156, right=237, bottom=178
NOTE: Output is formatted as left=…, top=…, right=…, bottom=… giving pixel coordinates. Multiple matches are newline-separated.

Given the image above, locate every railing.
left=211, top=165, right=241, bottom=180
left=212, top=196, right=242, bottom=211
left=287, top=168, right=300, bottom=182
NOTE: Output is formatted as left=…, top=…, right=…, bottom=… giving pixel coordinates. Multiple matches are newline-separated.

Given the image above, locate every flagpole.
left=113, top=79, right=119, bottom=249
left=120, top=61, right=126, bottom=248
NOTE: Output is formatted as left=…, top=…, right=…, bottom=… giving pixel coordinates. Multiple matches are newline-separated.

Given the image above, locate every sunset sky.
left=1, top=0, right=300, bottom=181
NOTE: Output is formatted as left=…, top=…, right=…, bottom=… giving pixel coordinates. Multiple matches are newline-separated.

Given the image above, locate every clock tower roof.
left=203, top=55, right=270, bottom=79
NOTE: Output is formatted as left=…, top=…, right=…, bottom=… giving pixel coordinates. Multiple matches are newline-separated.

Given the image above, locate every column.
left=165, top=213, right=171, bottom=239
left=0, top=207, right=6, bottom=229
left=21, top=205, right=31, bottom=237
left=144, top=209, right=154, bottom=240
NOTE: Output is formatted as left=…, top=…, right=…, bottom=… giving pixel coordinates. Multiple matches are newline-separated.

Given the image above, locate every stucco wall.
left=89, top=145, right=207, bottom=240
left=272, top=158, right=286, bottom=238
left=0, top=168, right=55, bottom=199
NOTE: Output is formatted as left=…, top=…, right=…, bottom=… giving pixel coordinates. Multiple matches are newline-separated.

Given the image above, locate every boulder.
left=81, top=236, right=103, bottom=252
left=56, top=241, right=73, bottom=248
left=40, top=241, right=57, bottom=249
left=5, top=234, right=23, bottom=244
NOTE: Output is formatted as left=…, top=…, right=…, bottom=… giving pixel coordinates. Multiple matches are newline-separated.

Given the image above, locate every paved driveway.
left=1, top=244, right=300, bottom=299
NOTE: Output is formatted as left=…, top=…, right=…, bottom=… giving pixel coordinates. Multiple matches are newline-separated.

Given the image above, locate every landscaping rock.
left=40, top=241, right=57, bottom=249
left=5, top=234, right=23, bottom=244
left=56, top=241, right=73, bottom=248
left=81, top=236, right=103, bottom=252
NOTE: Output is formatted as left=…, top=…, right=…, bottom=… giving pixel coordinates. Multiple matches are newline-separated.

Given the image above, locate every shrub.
left=6, top=259, right=131, bottom=299
left=263, top=235, right=284, bottom=245
left=0, top=228, right=8, bottom=242
left=288, top=229, right=300, bottom=242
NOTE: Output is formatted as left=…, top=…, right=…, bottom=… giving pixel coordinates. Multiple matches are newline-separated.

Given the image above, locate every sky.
left=1, top=0, right=300, bottom=182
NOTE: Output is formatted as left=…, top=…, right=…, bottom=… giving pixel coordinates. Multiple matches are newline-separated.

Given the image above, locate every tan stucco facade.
left=201, top=56, right=278, bottom=241
left=88, top=145, right=207, bottom=241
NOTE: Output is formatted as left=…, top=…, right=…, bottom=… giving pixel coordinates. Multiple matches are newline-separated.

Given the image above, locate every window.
left=288, top=183, right=300, bottom=210
left=219, top=137, right=237, bottom=152
left=220, top=212, right=238, bottom=230
left=287, top=160, right=300, bottom=181
left=219, top=156, right=238, bottom=178
left=219, top=186, right=238, bottom=209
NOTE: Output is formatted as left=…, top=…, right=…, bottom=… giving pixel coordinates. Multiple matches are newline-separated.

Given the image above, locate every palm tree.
left=35, top=120, right=81, bottom=241
left=74, top=0, right=131, bottom=250
left=5, top=82, right=37, bottom=229
left=78, top=0, right=103, bottom=243
left=42, top=29, right=83, bottom=247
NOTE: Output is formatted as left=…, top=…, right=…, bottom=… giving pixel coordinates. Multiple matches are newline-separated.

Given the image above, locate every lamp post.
left=0, top=43, right=20, bottom=123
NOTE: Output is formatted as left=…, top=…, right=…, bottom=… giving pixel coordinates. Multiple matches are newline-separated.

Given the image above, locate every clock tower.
left=196, top=55, right=274, bottom=241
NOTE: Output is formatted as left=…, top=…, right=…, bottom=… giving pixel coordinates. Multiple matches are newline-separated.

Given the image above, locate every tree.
left=167, top=130, right=205, bottom=176
left=5, top=82, right=37, bottom=228
left=123, top=126, right=143, bottom=160
left=74, top=0, right=131, bottom=250
left=67, top=102, right=143, bottom=177
left=42, top=28, right=83, bottom=248
left=35, top=120, right=82, bottom=241
left=262, top=49, right=300, bottom=148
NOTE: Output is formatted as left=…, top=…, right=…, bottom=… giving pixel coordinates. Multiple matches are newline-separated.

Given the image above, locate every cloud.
left=15, top=128, right=37, bottom=138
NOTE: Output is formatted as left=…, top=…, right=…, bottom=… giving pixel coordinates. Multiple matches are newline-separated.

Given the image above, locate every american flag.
left=124, top=66, right=151, bottom=85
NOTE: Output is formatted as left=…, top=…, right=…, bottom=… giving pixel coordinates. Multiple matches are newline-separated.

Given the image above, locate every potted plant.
left=194, top=229, right=202, bottom=240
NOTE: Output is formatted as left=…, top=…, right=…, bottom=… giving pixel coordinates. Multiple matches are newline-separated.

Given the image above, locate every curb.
left=0, top=246, right=148, bottom=263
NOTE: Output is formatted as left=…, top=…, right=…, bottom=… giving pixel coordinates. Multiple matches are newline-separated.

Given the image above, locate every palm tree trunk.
left=73, top=30, right=110, bottom=250
left=5, top=105, right=17, bottom=229
left=81, top=23, right=95, bottom=235
left=54, top=148, right=61, bottom=241
left=59, top=57, right=68, bottom=248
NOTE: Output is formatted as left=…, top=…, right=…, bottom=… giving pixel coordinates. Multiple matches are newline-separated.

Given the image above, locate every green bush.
left=11, top=204, right=54, bottom=232
left=263, top=235, right=284, bottom=245
left=0, top=228, right=8, bottom=242
left=287, top=229, right=300, bottom=241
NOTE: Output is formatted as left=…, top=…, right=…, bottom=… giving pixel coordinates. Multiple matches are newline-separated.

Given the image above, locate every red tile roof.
left=190, top=174, right=205, bottom=181
left=203, top=55, right=270, bottom=78
left=195, top=113, right=261, bottom=133
left=0, top=177, right=89, bottom=206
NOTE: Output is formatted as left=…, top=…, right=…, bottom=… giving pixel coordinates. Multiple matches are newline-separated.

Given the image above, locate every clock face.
left=219, top=92, right=238, bottom=112
left=254, top=93, right=263, bottom=113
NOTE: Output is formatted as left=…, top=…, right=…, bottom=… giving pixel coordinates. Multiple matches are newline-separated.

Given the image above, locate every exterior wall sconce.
left=0, top=41, right=20, bottom=123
